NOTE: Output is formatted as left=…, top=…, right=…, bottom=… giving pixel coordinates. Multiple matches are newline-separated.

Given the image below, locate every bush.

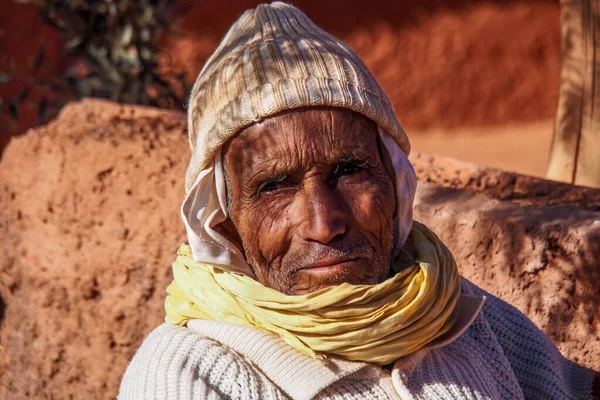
left=0, top=0, right=190, bottom=127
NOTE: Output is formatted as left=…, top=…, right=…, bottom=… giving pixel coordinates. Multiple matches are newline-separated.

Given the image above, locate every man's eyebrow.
left=246, top=153, right=373, bottom=182
left=244, top=164, right=298, bottom=187
left=334, top=149, right=377, bottom=166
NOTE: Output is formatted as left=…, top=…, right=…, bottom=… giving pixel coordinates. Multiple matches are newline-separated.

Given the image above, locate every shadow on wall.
left=415, top=184, right=600, bottom=366
left=172, top=0, right=561, bottom=132
left=481, top=203, right=600, bottom=336
left=180, top=0, right=559, bottom=37
left=0, top=294, right=5, bottom=328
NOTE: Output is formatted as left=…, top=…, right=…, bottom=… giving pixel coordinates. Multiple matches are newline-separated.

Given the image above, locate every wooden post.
left=547, top=0, right=600, bottom=188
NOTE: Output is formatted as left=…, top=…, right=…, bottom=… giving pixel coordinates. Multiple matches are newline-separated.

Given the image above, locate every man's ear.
left=214, top=217, right=245, bottom=256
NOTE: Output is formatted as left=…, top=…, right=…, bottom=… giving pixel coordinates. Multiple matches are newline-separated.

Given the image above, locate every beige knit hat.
left=186, top=1, right=411, bottom=193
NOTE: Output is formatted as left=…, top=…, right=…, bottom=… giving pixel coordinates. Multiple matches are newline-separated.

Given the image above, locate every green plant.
left=0, top=0, right=190, bottom=129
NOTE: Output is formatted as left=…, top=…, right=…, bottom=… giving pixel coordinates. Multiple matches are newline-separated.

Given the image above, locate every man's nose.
left=297, top=181, right=347, bottom=244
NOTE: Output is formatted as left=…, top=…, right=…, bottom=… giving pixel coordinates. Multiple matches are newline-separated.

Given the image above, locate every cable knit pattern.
left=461, top=279, right=595, bottom=400
left=120, top=278, right=597, bottom=399
left=317, top=375, right=394, bottom=400
left=119, top=325, right=287, bottom=400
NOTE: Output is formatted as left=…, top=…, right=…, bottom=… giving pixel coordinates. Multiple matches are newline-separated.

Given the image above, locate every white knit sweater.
left=119, top=279, right=596, bottom=399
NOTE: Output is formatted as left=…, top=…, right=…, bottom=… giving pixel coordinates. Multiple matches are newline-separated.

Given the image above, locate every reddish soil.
left=0, top=101, right=189, bottom=399
left=0, top=100, right=598, bottom=399
left=411, top=153, right=600, bottom=368
left=411, top=151, right=600, bottom=210
left=410, top=119, right=554, bottom=178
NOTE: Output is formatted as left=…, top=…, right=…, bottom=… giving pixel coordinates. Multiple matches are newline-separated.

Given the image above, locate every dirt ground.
left=410, top=119, right=554, bottom=178
left=0, top=100, right=598, bottom=400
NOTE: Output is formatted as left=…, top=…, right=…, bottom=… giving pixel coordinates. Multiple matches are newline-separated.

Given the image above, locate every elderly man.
left=119, top=3, right=598, bottom=399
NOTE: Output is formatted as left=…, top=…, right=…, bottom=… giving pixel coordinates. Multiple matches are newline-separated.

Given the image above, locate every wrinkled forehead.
left=222, top=107, right=381, bottom=172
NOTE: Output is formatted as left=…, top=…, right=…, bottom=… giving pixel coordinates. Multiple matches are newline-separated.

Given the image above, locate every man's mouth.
left=298, top=256, right=359, bottom=275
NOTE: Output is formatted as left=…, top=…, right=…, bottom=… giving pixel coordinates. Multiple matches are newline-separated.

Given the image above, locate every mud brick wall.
left=1, top=100, right=598, bottom=399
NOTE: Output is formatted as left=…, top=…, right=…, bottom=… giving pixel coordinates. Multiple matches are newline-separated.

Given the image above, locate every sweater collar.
left=187, top=293, right=485, bottom=400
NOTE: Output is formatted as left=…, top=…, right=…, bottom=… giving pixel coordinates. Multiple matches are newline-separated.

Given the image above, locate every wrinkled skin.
left=220, top=107, right=397, bottom=295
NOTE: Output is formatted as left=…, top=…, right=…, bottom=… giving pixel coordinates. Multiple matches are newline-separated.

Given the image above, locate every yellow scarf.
left=165, top=221, right=460, bottom=365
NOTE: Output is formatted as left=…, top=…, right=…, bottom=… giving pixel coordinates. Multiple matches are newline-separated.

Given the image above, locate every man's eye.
left=333, top=160, right=367, bottom=177
left=259, top=175, right=288, bottom=193
left=262, top=181, right=284, bottom=192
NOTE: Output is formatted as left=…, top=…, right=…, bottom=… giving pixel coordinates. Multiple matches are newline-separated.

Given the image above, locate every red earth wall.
left=0, top=100, right=598, bottom=399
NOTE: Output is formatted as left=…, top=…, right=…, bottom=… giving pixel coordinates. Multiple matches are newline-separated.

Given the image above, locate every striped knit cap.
left=186, top=1, right=411, bottom=193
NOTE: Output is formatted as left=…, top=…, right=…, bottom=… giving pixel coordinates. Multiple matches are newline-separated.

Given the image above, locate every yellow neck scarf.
left=165, top=221, right=460, bottom=365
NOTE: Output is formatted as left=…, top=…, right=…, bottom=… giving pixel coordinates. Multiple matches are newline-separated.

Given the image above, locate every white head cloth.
left=181, top=127, right=417, bottom=277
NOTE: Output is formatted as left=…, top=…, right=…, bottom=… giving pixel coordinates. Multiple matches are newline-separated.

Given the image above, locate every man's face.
left=222, top=108, right=397, bottom=295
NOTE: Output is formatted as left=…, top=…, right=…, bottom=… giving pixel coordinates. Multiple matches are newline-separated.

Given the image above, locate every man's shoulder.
left=459, top=276, right=557, bottom=347
left=119, top=324, right=247, bottom=399
left=459, top=276, right=524, bottom=320
left=132, top=323, right=226, bottom=362
left=459, top=277, right=488, bottom=297
left=125, top=322, right=254, bottom=374
left=119, top=324, right=287, bottom=400
left=458, top=276, right=597, bottom=400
